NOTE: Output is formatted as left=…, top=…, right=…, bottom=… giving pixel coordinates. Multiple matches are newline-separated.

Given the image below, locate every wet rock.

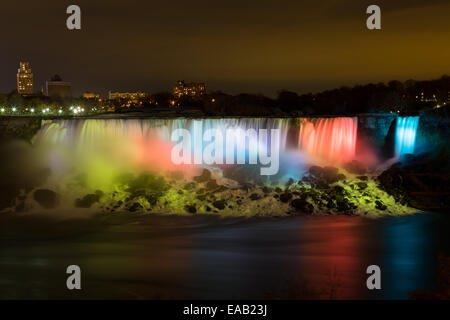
left=290, top=198, right=314, bottom=214
left=344, top=160, right=367, bottom=175
left=262, top=186, right=273, bottom=193
left=183, top=182, right=196, bottom=190
left=375, top=200, right=387, bottom=211
left=75, top=193, right=101, bottom=208
left=185, top=204, right=197, bottom=214
left=285, top=178, right=295, bottom=187
left=196, top=194, right=206, bottom=201
left=193, top=169, right=212, bottom=183
left=330, top=186, right=347, bottom=196
left=212, top=199, right=226, bottom=210
left=308, top=165, right=344, bottom=185
left=33, top=189, right=59, bottom=209
left=309, top=165, right=324, bottom=177
left=206, top=179, right=219, bottom=190
left=326, top=200, right=336, bottom=209
left=249, top=193, right=260, bottom=200
left=356, top=182, right=368, bottom=190
left=323, top=166, right=339, bottom=176
left=240, top=182, right=254, bottom=192
left=126, top=173, right=169, bottom=205
left=336, top=197, right=357, bottom=212
left=279, top=192, right=293, bottom=203
left=128, top=202, right=143, bottom=212
left=169, top=171, right=184, bottom=181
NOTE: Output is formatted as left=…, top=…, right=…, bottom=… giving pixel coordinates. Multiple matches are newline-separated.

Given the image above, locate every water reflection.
left=0, top=212, right=449, bottom=299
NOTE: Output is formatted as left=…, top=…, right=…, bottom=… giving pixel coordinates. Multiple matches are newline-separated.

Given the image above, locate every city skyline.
left=0, top=1, right=449, bottom=97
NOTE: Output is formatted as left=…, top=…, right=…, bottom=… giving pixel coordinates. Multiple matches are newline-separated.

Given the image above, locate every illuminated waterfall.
left=395, top=116, right=419, bottom=157
left=298, top=117, right=358, bottom=163
left=31, top=117, right=360, bottom=185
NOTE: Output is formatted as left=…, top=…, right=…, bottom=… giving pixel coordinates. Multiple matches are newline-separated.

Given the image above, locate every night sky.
left=1, top=0, right=449, bottom=97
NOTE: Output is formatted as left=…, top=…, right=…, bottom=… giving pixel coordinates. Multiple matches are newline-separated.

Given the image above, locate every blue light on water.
left=395, top=116, right=419, bottom=157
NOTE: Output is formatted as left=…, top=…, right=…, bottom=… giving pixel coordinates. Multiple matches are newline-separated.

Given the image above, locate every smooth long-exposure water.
left=1, top=212, right=449, bottom=300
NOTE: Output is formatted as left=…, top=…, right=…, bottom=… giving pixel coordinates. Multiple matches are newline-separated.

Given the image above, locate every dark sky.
left=1, top=0, right=449, bottom=97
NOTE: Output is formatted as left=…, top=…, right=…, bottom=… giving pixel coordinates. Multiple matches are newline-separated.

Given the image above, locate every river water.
left=1, top=211, right=448, bottom=300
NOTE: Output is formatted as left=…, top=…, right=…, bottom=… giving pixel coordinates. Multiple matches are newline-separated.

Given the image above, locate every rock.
left=323, top=166, right=339, bottom=176
left=262, top=186, right=273, bottom=193
left=309, top=165, right=324, bottom=177
left=185, top=204, right=197, bottom=214
left=336, top=197, right=357, bottom=212
left=126, top=173, right=168, bottom=205
left=212, top=199, right=226, bottom=210
left=33, top=189, right=59, bottom=209
left=128, top=202, right=143, bottom=212
left=75, top=193, right=101, bottom=208
left=206, top=179, right=219, bottom=190
left=249, top=193, right=260, bottom=200
left=356, top=182, right=368, bottom=190
left=197, top=194, right=207, bottom=201
left=330, top=185, right=346, bottom=198
left=279, top=192, right=293, bottom=203
left=285, top=178, right=295, bottom=187
left=193, top=169, right=212, bottom=183
left=357, top=175, right=368, bottom=181
left=344, top=160, right=367, bottom=175
left=169, top=171, right=184, bottom=180
left=375, top=200, right=387, bottom=210
left=183, top=182, right=196, bottom=190
left=326, top=200, right=336, bottom=209
left=308, top=165, right=344, bottom=185
left=290, top=198, right=314, bottom=214
left=240, top=182, right=254, bottom=192
left=275, top=187, right=283, bottom=193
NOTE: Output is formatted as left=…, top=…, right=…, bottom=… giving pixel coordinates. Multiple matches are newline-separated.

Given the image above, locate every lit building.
left=108, top=91, right=148, bottom=100
left=416, top=92, right=437, bottom=102
left=173, top=80, right=206, bottom=98
left=17, top=62, right=34, bottom=95
left=46, top=75, right=72, bottom=98
left=108, top=91, right=149, bottom=107
left=83, top=92, right=101, bottom=100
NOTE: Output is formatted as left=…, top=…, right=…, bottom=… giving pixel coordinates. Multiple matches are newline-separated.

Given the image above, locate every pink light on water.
left=298, top=117, right=357, bottom=163
left=134, top=134, right=197, bottom=175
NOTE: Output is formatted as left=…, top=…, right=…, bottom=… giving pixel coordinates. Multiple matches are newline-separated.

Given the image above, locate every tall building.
left=46, top=75, right=72, bottom=98
left=173, top=80, right=206, bottom=98
left=17, top=62, right=34, bottom=95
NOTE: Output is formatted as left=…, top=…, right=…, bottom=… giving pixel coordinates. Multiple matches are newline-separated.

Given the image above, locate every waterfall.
left=298, top=117, right=358, bottom=163
left=31, top=117, right=360, bottom=185
left=395, top=116, right=419, bottom=157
